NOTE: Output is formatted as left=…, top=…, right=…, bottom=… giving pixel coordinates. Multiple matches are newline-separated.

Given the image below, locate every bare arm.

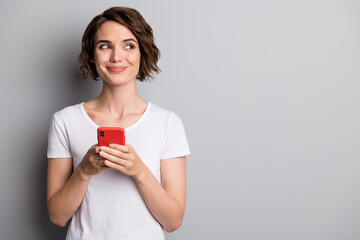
left=47, top=157, right=90, bottom=226
left=47, top=145, right=107, bottom=227
left=134, top=156, right=186, bottom=233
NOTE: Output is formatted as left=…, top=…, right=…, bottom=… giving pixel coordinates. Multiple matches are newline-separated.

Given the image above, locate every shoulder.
left=51, top=102, right=83, bottom=123
left=148, top=102, right=179, bottom=122
left=148, top=102, right=186, bottom=133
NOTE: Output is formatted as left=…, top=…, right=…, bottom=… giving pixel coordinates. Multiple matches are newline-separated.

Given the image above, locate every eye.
left=99, top=44, right=110, bottom=49
left=124, top=44, right=134, bottom=50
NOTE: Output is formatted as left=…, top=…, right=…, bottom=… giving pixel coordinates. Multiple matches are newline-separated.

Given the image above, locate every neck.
left=94, top=79, right=146, bottom=117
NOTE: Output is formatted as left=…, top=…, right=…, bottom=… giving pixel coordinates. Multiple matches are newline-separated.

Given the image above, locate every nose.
left=110, top=48, right=123, bottom=62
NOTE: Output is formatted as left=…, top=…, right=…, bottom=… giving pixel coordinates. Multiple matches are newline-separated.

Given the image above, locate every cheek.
left=129, top=53, right=141, bottom=67
left=94, top=52, right=109, bottom=65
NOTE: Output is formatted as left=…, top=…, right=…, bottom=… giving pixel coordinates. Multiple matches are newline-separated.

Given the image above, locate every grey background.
left=1, top=0, right=359, bottom=239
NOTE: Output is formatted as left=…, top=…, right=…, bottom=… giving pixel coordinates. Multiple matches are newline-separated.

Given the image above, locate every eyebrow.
left=95, top=38, right=138, bottom=45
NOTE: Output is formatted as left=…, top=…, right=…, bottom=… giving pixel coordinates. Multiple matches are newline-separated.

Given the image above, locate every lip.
left=107, top=66, right=127, bottom=73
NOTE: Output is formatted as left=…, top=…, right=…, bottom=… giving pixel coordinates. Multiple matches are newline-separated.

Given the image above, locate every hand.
left=99, top=144, right=147, bottom=179
left=79, top=144, right=109, bottom=178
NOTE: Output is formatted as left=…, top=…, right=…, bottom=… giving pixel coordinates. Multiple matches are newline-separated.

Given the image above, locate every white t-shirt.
left=47, top=101, right=191, bottom=240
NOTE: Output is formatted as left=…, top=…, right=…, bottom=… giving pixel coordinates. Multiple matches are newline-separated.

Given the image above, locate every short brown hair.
left=78, top=7, right=161, bottom=82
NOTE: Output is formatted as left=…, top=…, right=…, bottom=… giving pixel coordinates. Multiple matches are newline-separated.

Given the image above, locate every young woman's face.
left=93, top=20, right=141, bottom=85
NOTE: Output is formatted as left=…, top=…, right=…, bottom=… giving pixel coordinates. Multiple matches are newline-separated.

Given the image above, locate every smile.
left=107, top=66, right=127, bottom=73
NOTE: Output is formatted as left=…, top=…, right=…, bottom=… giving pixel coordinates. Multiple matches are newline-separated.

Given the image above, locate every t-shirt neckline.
left=79, top=101, right=152, bottom=131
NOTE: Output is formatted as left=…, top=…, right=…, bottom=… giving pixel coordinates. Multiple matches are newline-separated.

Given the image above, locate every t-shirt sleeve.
left=160, top=112, right=191, bottom=160
left=47, top=113, right=72, bottom=158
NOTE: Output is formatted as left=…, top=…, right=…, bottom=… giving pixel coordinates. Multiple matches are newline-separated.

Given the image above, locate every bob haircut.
left=78, top=7, right=161, bottom=82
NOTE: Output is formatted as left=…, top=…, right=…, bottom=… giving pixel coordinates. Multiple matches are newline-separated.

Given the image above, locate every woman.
left=47, top=7, right=190, bottom=240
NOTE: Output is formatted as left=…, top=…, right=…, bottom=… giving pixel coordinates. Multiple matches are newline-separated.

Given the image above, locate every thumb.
left=92, top=144, right=100, bottom=153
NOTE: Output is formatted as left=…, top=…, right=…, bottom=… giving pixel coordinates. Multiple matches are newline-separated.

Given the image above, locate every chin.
left=102, top=75, right=135, bottom=86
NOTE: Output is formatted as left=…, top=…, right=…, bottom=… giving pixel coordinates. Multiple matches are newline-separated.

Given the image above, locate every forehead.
left=95, top=20, right=137, bottom=42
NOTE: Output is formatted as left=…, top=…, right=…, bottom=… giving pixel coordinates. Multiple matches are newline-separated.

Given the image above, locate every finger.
left=99, top=151, right=128, bottom=166
left=100, top=146, right=128, bottom=159
left=104, top=159, right=126, bottom=172
left=95, top=148, right=100, bottom=154
left=91, top=145, right=100, bottom=154
left=109, top=144, right=129, bottom=153
left=125, top=144, right=133, bottom=152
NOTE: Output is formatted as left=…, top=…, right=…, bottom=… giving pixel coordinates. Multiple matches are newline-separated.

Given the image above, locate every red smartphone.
left=97, top=127, right=125, bottom=146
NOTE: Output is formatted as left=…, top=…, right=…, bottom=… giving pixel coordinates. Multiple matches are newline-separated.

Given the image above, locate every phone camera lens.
left=100, top=131, right=104, bottom=137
